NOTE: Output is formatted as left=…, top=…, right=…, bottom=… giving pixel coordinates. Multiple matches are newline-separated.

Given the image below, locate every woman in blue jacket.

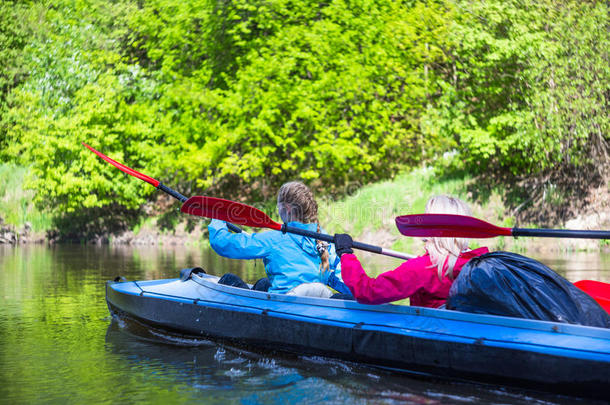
left=208, top=181, right=348, bottom=295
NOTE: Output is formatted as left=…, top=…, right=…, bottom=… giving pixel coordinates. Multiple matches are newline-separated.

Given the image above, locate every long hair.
left=277, top=181, right=330, bottom=271
left=424, top=195, right=472, bottom=280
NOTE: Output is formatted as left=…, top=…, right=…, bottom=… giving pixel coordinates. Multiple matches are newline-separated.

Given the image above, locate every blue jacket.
left=208, top=219, right=343, bottom=294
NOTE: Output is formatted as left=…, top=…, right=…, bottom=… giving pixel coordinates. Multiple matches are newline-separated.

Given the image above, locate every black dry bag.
left=447, top=251, right=610, bottom=328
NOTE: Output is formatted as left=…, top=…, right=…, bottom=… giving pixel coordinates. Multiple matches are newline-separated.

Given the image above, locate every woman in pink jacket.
left=334, top=195, right=489, bottom=308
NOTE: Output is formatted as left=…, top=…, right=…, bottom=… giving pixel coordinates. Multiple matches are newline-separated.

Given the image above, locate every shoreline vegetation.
left=0, top=1, right=608, bottom=253
left=1, top=164, right=608, bottom=254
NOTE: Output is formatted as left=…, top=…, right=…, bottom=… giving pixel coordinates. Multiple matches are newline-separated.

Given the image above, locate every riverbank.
left=2, top=166, right=608, bottom=253
left=0, top=219, right=46, bottom=244
left=318, top=169, right=610, bottom=255
left=0, top=164, right=51, bottom=244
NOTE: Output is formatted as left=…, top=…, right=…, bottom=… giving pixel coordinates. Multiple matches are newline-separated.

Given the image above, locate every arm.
left=208, top=219, right=271, bottom=260
left=340, top=253, right=436, bottom=305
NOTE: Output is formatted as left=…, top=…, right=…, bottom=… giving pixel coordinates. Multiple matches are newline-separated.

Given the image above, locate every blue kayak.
left=106, top=269, right=610, bottom=400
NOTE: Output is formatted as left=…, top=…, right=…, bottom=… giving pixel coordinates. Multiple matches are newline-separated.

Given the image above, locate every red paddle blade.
left=181, top=196, right=282, bottom=231
left=395, top=214, right=513, bottom=238
left=574, top=280, right=610, bottom=314
left=82, top=142, right=160, bottom=187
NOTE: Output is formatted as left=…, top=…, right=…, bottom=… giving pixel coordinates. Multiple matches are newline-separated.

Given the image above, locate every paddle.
left=395, top=214, right=610, bottom=239
left=180, top=195, right=415, bottom=260
left=574, top=280, right=610, bottom=314
left=82, top=143, right=242, bottom=233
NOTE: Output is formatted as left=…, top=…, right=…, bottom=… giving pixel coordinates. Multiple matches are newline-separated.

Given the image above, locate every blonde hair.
left=424, top=195, right=472, bottom=280
left=277, top=181, right=330, bottom=272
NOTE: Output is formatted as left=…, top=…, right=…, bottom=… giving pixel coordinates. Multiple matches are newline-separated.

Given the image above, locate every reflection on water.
left=0, top=244, right=608, bottom=404
left=529, top=251, right=610, bottom=283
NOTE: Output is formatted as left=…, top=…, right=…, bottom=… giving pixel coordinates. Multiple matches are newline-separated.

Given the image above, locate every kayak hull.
left=106, top=272, right=610, bottom=399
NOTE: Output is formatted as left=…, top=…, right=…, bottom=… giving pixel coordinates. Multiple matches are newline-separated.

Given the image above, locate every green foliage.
left=2, top=0, right=163, bottom=237
left=0, top=0, right=36, bottom=156
left=2, top=0, right=451, bottom=236
left=0, top=1, right=29, bottom=101
left=1, top=0, right=607, bottom=237
left=319, top=166, right=509, bottom=254
left=426, top=0, right=609, bottom=180
left=124, top=0, right=452, bottom=198
left=0, top=164, right=52, bottom=232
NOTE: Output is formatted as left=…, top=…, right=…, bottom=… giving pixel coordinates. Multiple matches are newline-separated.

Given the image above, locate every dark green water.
left=1, top=244, right=608, bottom=404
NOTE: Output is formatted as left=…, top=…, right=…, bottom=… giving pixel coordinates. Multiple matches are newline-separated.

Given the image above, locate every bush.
left=3, top=0, right=451, bottom=236
left=2, top=0, right=607, bottom=236
left=425, top=0, right=609, bottom=221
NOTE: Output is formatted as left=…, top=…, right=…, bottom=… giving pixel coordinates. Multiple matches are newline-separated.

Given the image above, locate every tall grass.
left=0, top=164, right=52, bottom=232
left=319, top=168, right=507, bottom=253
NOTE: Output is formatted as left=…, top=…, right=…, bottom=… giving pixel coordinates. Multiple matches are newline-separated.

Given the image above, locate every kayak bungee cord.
left=83, top=142, right=242, bottom=233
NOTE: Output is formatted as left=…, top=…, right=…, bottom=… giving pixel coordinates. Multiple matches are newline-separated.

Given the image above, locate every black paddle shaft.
left=282, top=224, right=383, bottom=254
left=158, top=182, right=188, bottom=202
left=513, top=228, right=610, bottom=239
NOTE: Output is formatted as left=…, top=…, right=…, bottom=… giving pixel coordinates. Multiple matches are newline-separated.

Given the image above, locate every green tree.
left=0, top=0, right=37, bottom=156
left=6, top=0, right=605, bottom=236
left=127, top=0, right=451, bottom=199
left=3, top=0, right=155, bottom=237
left=425, top=0, right=609, bottom=222
left=4, top=0, right=452, bottom=236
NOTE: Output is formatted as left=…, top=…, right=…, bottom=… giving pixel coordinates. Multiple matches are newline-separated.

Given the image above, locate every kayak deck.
left=106, top=272, right=610, bottom=400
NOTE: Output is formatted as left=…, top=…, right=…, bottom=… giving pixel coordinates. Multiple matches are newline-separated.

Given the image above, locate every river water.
left=0, top=244, right=608, bottom=404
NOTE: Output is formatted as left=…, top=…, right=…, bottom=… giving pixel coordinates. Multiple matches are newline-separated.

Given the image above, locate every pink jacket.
left=341, top=247, right=489, bottom=308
